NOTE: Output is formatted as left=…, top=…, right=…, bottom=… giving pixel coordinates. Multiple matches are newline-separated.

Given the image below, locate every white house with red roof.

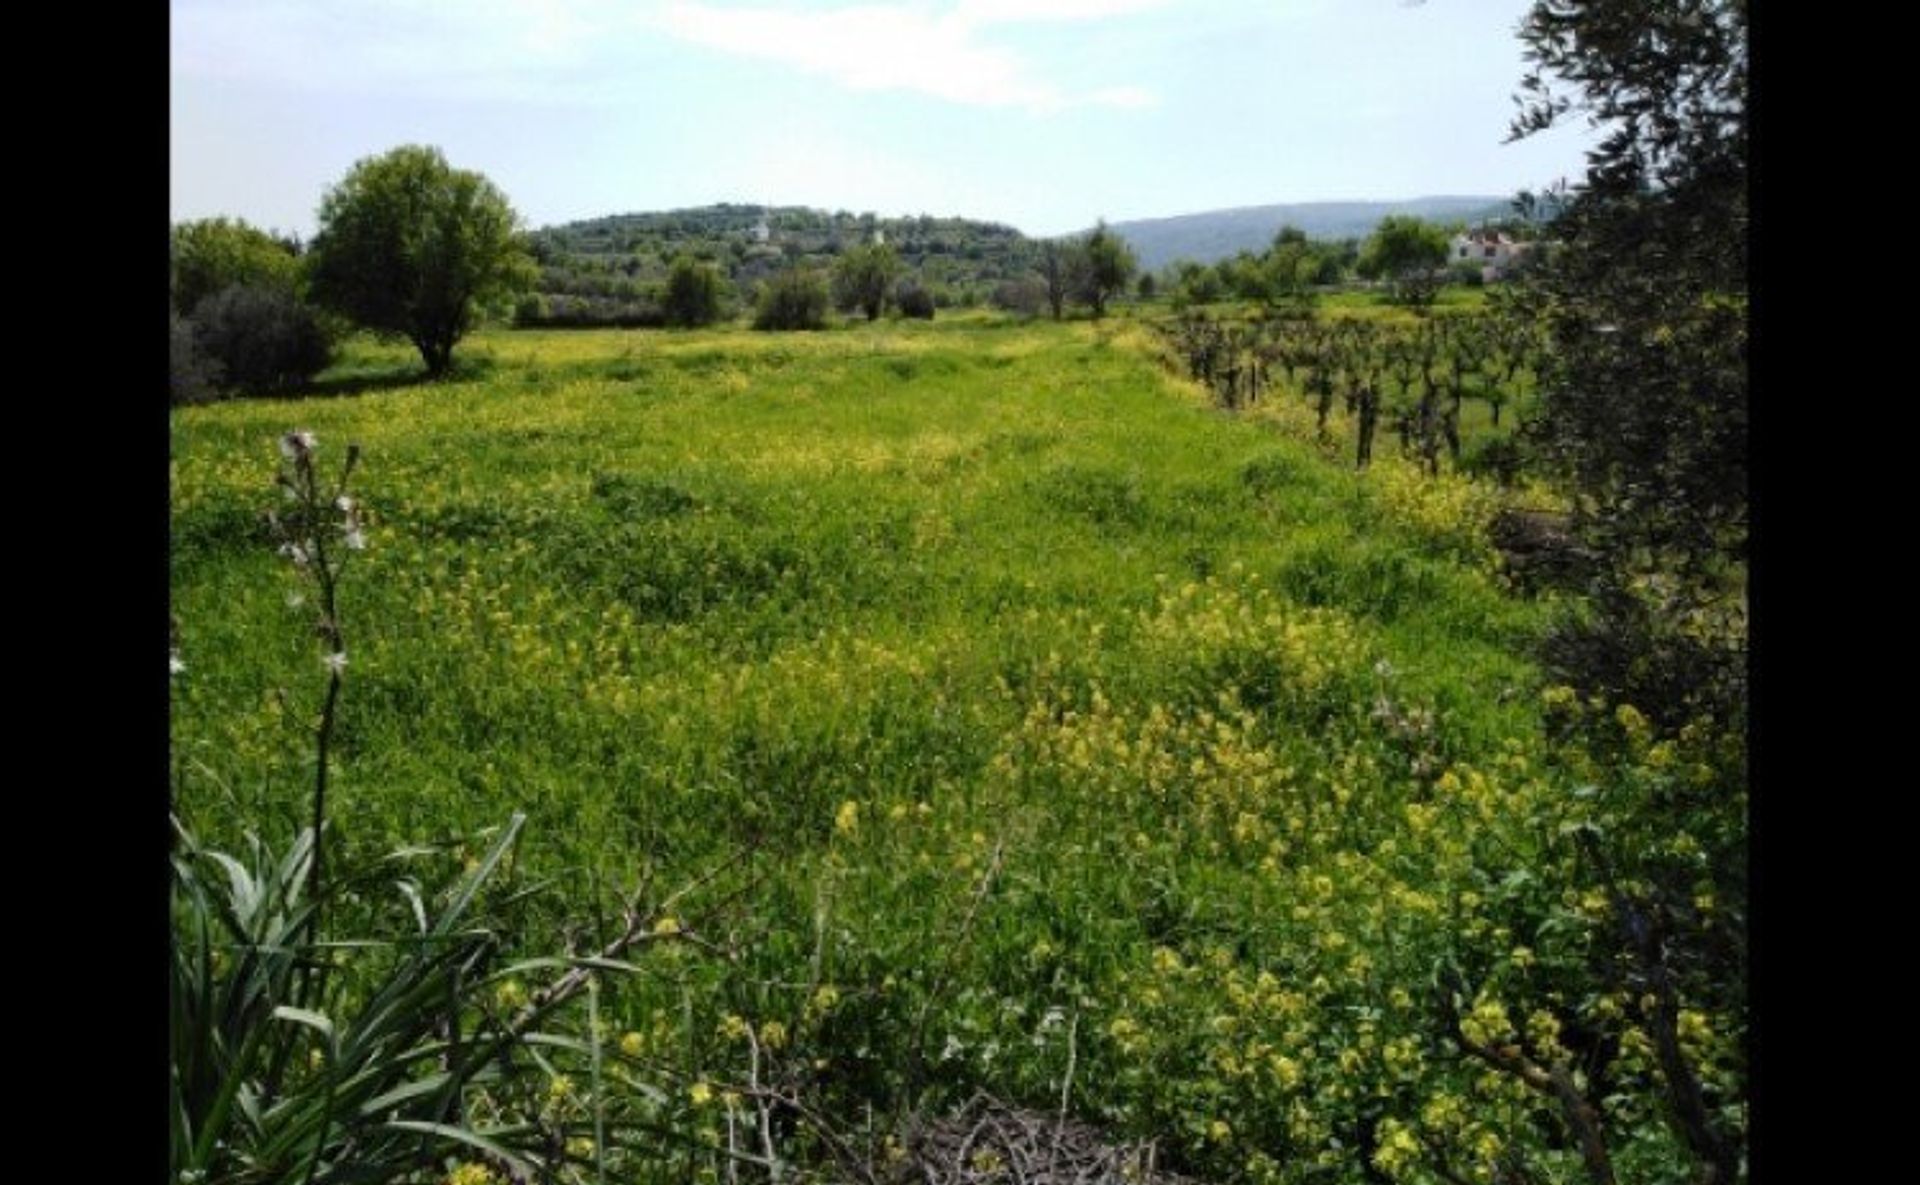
left=1449, top=228, right=1533, bottom=282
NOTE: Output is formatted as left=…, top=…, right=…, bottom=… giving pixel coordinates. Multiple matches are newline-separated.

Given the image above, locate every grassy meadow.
left=172, top=314, right=1719, bottom=1181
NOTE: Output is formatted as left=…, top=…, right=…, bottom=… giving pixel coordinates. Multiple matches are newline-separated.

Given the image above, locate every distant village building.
left=750, top=218, right=772, bottom=243
left=872, top=228, right=886, bottom=246
left=1450, top=228, right=1532, bottom=282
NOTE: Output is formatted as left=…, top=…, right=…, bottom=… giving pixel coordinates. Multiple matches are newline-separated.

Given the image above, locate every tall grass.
left=171, top=316, right=1739, bottom=1184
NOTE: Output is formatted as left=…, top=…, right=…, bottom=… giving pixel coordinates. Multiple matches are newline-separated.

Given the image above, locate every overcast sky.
left=171, top=0, right=1595, bottom=239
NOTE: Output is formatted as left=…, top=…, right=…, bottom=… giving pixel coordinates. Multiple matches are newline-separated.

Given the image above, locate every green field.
left=171, top=316, right=1716, bottom=1182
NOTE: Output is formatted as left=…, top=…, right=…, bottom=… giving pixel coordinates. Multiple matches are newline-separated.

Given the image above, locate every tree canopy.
left=1078, top=220, right=1138, bottom=319
left=662, top=254, right=726, bottom=328
left=1513, top=0, right=1747, bottom=584
left=831, top=243, right=902, bottom=321
left=171, top=217, right=301, bottom=314
left=306, top=145, right=533, bottom=376
left=1357, top=216, right=1449, bottom=305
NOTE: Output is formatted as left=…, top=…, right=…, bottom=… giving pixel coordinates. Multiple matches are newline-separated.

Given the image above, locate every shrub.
left=190, top=284, right=332, bottom=393
left=753, top=267, right=830, bottom=331
left=1447, top=260, right=1487, bottom=287
left=171, top=216, right=300, bottom=314
left=989, top=276, right=1046, bottom=317
left=895, top=280, right=936, bottom=320
left=513, top=292, right=549, bottom=326
left=1457, top=433, right=1527, bottom=486
left=170, top=307, right=224, bottom=405
left=663, top=254, right=726, bottom=328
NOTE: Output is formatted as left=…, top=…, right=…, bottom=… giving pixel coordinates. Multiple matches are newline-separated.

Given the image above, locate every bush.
left=1447, top=260, right=1487, bottom=287
left=513, top=292, right=549, bottom=326
left=895, top=280, right=936, bottom=320
left=753, top=267, right=830, bottom=331
left=989, top=276, right=1046, bottom=317
left=171, top=217, right=301, bottom=314
left=1457, top=433, right=1527, bottom=486
left=190, top=284, right=332, bottom=393
left=170, top=308, right=223, bottom=405
left=663, top=254, right=726, bottom=328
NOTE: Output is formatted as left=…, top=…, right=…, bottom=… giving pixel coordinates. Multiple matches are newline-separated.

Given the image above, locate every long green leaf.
left=435, top=812, right=525, bottom=936
left=381, top=1120, right=539, bottom=1176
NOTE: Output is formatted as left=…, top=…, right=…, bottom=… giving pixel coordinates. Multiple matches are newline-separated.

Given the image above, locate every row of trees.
left=1156, top=216, right=1511, bottom=313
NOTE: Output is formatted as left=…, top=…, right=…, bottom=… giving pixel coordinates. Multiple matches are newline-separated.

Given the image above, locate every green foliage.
left=895, top=279, right=937, bottom=320
left=1173, top=261, right=1225, bottom=308
left=663, top=254, right=727, bottom=328
left=190, top=284, right=333, bottom=393
left=169, top=814, right=534, bottom=1183
left=1358, top=216, right=1450, bottom=306
left=531, top=204, right=1035, bottom=320
left=991, top=275, right=1048, bottom=317
left=1079, top=220, right=1138, bottom=319
left=172, top=217, right=302, bottom=315
left=1037, top=240, right=1083, bottom=320
left=513, top=292, right=549, bottom=327
left=307, top=145, right=535, bottom=376
left=752, top=266, right=830, bottom=330
left=1512, top=0, right=1747, bottom=585
left=832, top=243, right=903, bottom=320
left=172, top=307, right=224, bottom=405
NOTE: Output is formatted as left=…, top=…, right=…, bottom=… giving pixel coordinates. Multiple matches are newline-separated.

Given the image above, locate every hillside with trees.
left=523, top=204, right=1040, bottom=325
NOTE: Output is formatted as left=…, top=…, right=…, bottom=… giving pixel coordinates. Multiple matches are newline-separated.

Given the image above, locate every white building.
left=1449, top=229, right=1532, bottom=282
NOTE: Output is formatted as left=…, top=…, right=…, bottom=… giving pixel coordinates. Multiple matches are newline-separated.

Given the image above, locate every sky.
left=171, top=0, right=1597, bottom=239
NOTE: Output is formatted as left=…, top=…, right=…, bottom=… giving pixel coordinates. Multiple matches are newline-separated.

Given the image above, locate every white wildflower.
left=343, top=526, right=367, bottom=551
left=280, top=430, right=318, bottom=457
left=170, top=651, right=186, bottom=677
left=324, top=651, right=348, bottom=675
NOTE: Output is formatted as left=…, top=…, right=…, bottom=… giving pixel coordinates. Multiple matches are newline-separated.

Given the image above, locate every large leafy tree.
left=1357, top=215, right=1450, bottom=305
left=831, top=242, right=901, bottom=321
left=1513, top=0, right=1747, bottom=593
left=307, top=145, right=533, bottom=377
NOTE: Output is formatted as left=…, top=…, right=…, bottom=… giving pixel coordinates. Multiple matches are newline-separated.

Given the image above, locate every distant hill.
left=524, top=204, right=1037, bottom=323
left=1096, top=196, right=1518, bottom=271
